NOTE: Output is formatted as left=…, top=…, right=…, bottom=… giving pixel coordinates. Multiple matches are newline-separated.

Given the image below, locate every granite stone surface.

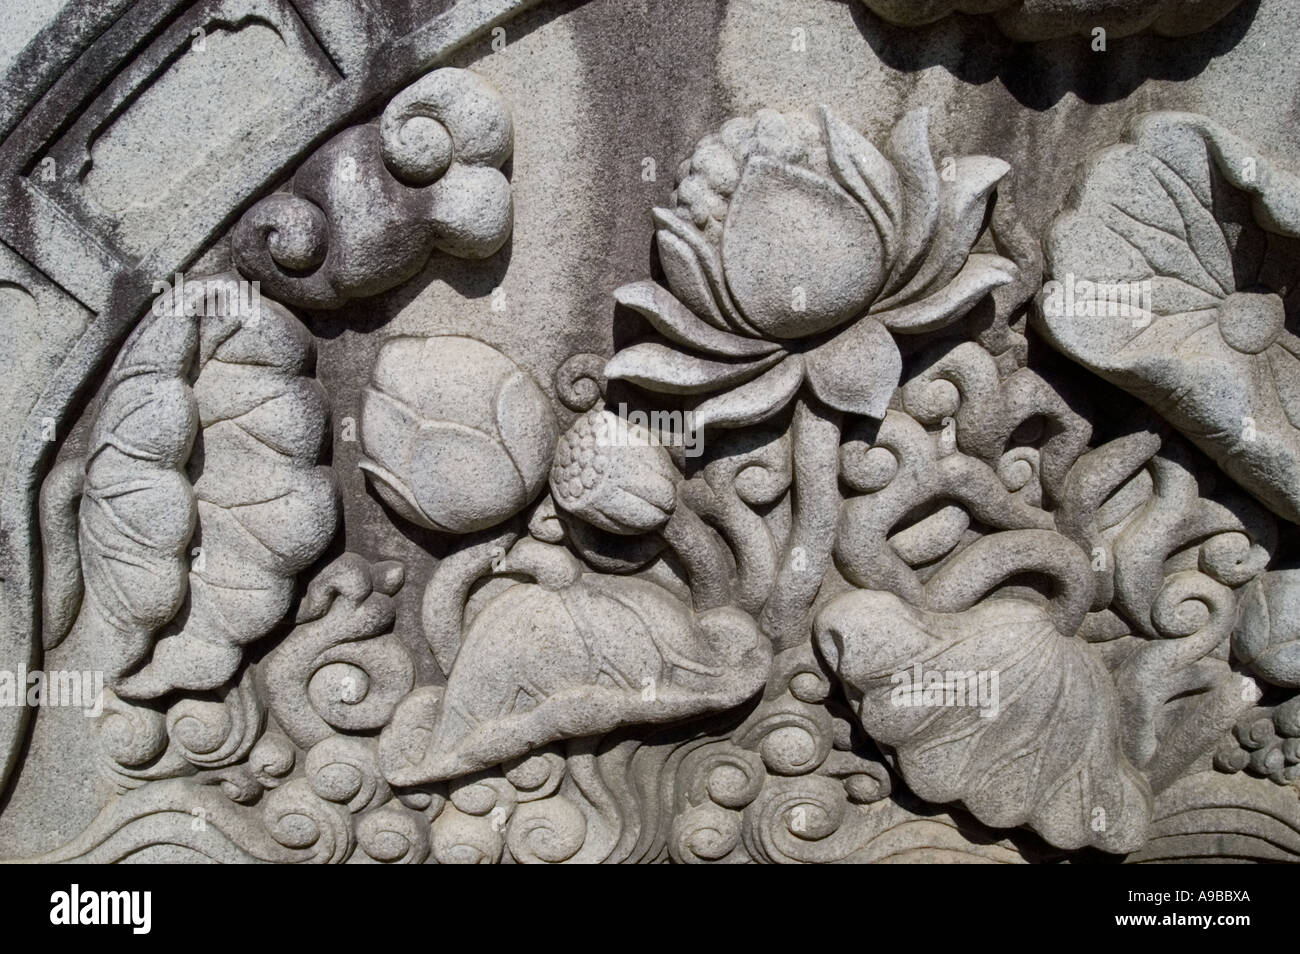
left=0, top=0, right=1298, bottom=863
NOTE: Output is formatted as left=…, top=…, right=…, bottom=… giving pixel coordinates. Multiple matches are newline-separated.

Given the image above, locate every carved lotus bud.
left=360, top=336, right=558, bottom=533
left=549, top=408, right=679, bottom=535
left=51, top=278, right=340, bottom=700
left=670, top=109, right=883, bottom=339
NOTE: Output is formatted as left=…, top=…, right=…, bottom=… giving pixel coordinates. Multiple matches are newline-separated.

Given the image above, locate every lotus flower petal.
left=410, top=422, right=527, bottom=532
left=654, top=208, right=754, bottom=334
left=613, top=281, right=779, bottom=358
left=355, top=387, right=420, bottom=482
left=692, top=355, right=805, bottom=430
left=804, top=317, right=900, bottom=418
left=605, top=341, right=781, bottom=395
left=357, top=458, right=429, bottom=530
left=822, top=106, right=900, bottom=260
left=722, top=156, right=884, bottom=338
left=879, top=155, right=1009, bottom=309
left=815, top=588, right=1152, bottom=853
left=879, top=253, right=1017, bottom=334
left=881, top=108, right=940, bottom=298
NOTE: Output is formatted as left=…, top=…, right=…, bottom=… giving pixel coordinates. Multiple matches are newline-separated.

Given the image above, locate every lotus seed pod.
left=549, top=409, right=679, bottom=535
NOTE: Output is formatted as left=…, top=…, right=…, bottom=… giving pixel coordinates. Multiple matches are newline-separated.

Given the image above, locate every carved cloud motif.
left=232, top=68, right=513, bottom=309
left=1039, top=112, right=1300, bottom=525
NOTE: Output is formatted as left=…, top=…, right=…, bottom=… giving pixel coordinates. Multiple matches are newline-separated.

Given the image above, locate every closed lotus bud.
left=361, top=336, right=558, bottom=533
left=550, top=409, right=679, bottom=535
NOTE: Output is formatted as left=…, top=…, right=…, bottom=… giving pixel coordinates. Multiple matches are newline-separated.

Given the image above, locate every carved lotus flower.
left=381, top=542, right=770, bottom=786
left=1235, top=568, right=1300, bottom=689
left=607, top=107, right=1016, bottom=427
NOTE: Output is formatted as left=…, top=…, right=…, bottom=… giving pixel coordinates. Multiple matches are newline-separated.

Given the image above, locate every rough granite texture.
left=0, top=0, right=1298, bottom=863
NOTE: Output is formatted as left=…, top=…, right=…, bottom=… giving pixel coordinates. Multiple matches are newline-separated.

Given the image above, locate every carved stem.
left=682, top=480, right=776, bottom=617
left=660, top=502, right=731, bottom=611
left=421, top=524, right=519, bottom=677
left=760, top=396, right=841, bottom=651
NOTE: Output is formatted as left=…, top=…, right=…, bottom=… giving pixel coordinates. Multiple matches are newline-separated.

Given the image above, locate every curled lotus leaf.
left=381, top=548, right=772, bottom=786
left=858, top=0, right=1246, bottom=41
left=1234, top=568, right=1300, bottom=688
left=72, top=275, right=339, bottom=698
left=815, top=589, right=1152, bottom=854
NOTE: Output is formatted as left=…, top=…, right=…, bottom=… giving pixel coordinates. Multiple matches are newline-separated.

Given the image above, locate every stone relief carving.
left=1, top=0, right=1298, bottom=866
left=1039, top=112, right=1300, bottom=525
left=232, top=68, right=515, bottom=309
left=43, top=279, right=338, bottom=698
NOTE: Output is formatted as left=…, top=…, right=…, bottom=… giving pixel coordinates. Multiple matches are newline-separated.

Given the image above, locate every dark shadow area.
left=844, top=0, right=1263, bottom=110
left=304, top=225, right=515, bottom=341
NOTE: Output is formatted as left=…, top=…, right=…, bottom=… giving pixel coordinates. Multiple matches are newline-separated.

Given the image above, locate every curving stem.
left=760, top=396, right=842, bottom=651
left=681, top=478, right=777, bottom=617
left=660, top=501, right=731, bottom=611
left=421, top=524, right=519, bottom=677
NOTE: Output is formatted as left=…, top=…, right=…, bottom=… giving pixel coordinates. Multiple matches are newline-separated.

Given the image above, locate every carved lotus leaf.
left=380, top=569, right=772, bottom=785
left=69, top=277, right=339, bottom=698
left=1039, top=111, right=1300, bottom=524
left=360, top=335, right=558, bottom=534
left=814, top=589, right=1152, bottom=853
left=607, top=107, right=1015, bottom=426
